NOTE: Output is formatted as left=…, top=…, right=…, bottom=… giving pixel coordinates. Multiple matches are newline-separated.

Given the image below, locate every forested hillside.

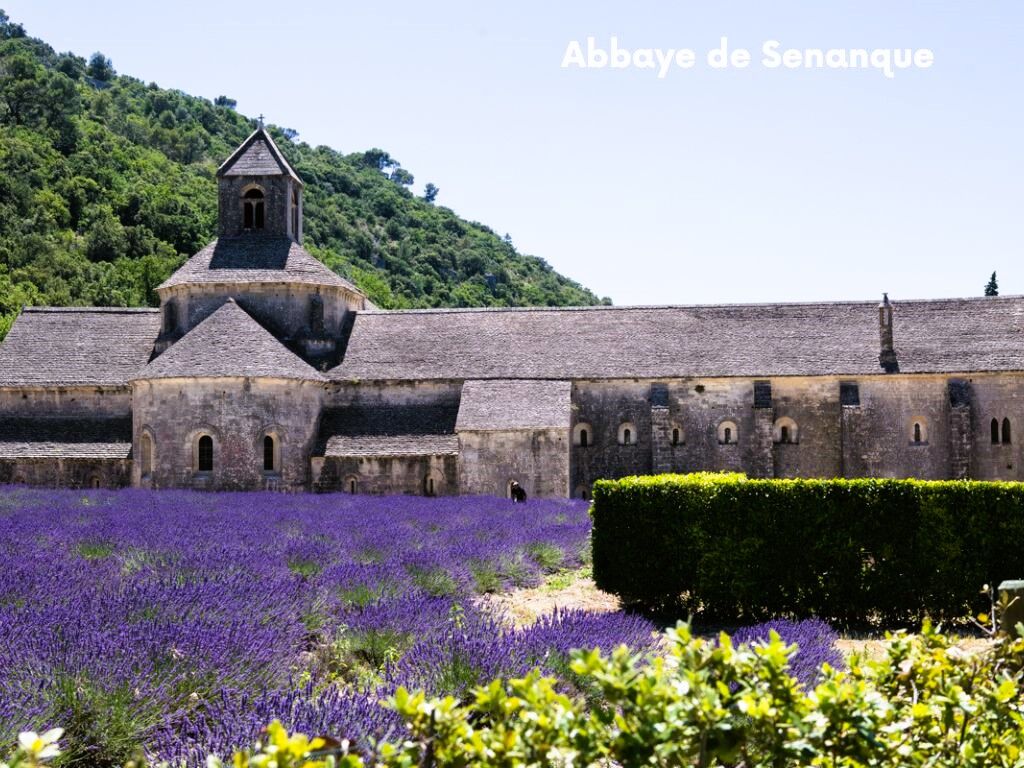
left=0, top=11, right=607, bottom=340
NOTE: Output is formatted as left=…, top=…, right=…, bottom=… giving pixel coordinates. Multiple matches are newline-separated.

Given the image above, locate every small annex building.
left=2, top=127, right=1024, bottom=497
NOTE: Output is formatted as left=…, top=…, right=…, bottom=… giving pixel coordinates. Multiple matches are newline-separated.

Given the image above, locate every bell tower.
left=216, top=123, right=303, bottom=242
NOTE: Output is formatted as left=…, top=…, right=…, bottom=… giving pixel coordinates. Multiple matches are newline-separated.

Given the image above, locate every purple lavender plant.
left=0, top=487, right=654, bottom=765
left=730, top=618, right=844, bottom=687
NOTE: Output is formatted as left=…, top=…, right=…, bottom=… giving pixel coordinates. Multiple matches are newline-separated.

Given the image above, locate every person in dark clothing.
left=509, top=481, right=527, bottom=503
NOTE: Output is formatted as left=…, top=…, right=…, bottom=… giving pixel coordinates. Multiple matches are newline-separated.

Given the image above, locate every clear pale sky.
left=5, top=1, right=1022, bottom=305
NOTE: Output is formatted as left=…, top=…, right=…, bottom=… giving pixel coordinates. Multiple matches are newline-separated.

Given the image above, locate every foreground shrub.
left=592, top=473, right=1024, bottom=622
left=16, top=622, right=1024, bottom=767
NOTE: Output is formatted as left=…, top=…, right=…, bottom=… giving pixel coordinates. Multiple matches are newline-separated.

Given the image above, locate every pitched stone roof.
left=331, top=296, right=1024, bottom=381
left=0, top=308, right=160, bottom=387
left=456, top=380, right=572, bottom=431
left=135, top=300, right=325, bottom=382
left=158, top=237, right=362, bottom=293
left=323, top=434, right=460, bottom=458
left=217, top=127, right=302, bottom=184
left=316, top=403, right=459, bottom=457
left=0, top=416, right=132, bottom=459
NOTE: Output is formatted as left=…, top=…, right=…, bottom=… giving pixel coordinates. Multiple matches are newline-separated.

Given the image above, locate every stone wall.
left=570, top=373, right=1024, bottom=493
left=132, top=376, right=323, bottom=491
left=0, top=459, right=130, bottom=488
left=0, top=387, right=131, bottom=418
left=458, top=429, right=569, bottom=499
left=313, top=454, right=458, bottom=495
left=159, top=283, right=357, bottom=347
left=217, top=175, right=299, bottom=240
left=324, top=379, right=462, bottom=409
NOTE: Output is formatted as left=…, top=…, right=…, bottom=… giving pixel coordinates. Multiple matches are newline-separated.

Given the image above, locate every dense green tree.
left=390, top=167, right=414, bottom=186
left=85, top=51, right=114, bottom=81
left=0, top=13, right=604, bottom=340
left=986, top=271, right=999, bottom=296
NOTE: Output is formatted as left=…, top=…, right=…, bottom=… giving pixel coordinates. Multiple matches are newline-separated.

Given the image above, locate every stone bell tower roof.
left=217, top=125, right=303, bottom=186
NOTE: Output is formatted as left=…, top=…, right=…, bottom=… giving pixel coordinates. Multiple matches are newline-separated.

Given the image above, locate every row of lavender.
left=0, top=489, right=658, bottom=764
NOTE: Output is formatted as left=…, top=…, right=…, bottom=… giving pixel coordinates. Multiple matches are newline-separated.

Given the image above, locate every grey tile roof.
left=316, top=403, right=460, bottom=457
left=331, top=296, right=1024, bottom=381
left=135, top=300, right=325, bottom=382
left=0, top=308, right=160, bottom=387
left=217, top=127, right=303, bottom=184
left=158, top=237, right=362, bottom=293
left=323, top=434, right=459, bottom=458
left=456, top=380, right=571, bottom=431
left=0, top=416, right=131, bottom=459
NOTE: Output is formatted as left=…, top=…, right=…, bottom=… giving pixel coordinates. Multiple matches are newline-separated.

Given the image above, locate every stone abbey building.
left=1, top=128, right=1023, bottom=497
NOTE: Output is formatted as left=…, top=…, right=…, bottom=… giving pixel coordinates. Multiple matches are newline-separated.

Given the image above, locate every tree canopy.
left=0, top=11, right=607, bottom=340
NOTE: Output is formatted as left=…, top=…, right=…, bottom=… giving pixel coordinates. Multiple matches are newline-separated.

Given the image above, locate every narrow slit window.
left=992, top=418, right=1000, bottom=445
left=672, top=428, right=680, bottom=446
left=198, top=435, right=213, bottom=472
left=724, top=427, right=732, bottom=444
left=913, top=423, right=922, bottom=444
left=623, top=428, right=632, bottom=445
left=1003, top=418, right=1012, bottom=445
left=140, top=433, right=153, bottom=477
left=580, top=429, right=588, bottom=447
left=263, top=435, right=276, bottom=472
left=780, top=425, right=790, bottom=444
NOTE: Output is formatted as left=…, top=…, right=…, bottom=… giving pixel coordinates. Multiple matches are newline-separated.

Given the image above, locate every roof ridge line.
left=358, top=294, right=1024, bottom=316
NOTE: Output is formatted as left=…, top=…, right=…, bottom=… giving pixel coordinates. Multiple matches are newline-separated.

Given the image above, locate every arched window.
left=573, top=423, right=592, bottom=448
left=992, top=418, right=1000, bottom=445
left=343, top=475, right=358, bottom=494
left=89, top=476, right=101, bottom=489
left=575, top=485, right=590, bottom=501
left=140, top=432, right=153, bottom=477
left=909, top=418, right=928, bottom=445
left=773, top=417, right=798, bottom=445
left=617, top=422, right=637, bottom=446
left=913, top=423, right=922, bottom=444
left=263, top=435, right=276, bottom=472
left=671, top=424, right=683, bottom=446
left=243, top=188, right=265, bottom=230
left=425, top=470, right=444, bottom=497
left=197, top=435, right=213, bottom=472
left=1003, top=418, right=1012, bottom=445
left=718, top=420, right=738, bottom=445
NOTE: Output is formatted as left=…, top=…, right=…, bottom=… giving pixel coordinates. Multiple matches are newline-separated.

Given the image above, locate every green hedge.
left=592, top=473, right=1024, bottom=623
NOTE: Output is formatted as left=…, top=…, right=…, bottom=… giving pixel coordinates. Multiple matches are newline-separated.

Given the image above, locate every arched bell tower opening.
left=215, top=125, right=305, bottom=242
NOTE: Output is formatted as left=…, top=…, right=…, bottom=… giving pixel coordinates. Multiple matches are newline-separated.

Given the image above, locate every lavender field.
left=0, top=488, right=658, bottom=765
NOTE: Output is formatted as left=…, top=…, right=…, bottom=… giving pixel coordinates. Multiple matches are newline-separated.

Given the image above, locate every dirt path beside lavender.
left=482, top=569, right=996, bottom=662
left=477, top=568, right=621, bottom=627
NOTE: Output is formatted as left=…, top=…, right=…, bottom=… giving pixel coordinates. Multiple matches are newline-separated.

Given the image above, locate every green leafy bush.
left=592, top=473, right=1024, bottom=623
left=15, top=623, right=1024, bottom=766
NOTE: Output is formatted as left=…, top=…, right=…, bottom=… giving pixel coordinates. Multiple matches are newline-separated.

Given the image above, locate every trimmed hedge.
left=592, top=473, right=1024, bottom=623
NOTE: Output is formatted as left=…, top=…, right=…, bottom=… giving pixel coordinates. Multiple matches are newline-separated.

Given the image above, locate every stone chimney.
left=878, top=293, right=899, bottom=373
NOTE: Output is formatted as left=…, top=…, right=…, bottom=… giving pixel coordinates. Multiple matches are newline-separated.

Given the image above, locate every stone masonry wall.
left=570, top=373, right=1024, bottom=493
left=0, top=387, right=131, bottom=418
left=458, top=429, right=569, bottom=499
left=161, top=283, right=356, bottom=344
left=0, top=459, right=130, bottom=488
left=314, top=454, right=458, bottom=495
left=132, top=377, right=323, bottom=491
left=217, top=176, right=298, bottom=240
